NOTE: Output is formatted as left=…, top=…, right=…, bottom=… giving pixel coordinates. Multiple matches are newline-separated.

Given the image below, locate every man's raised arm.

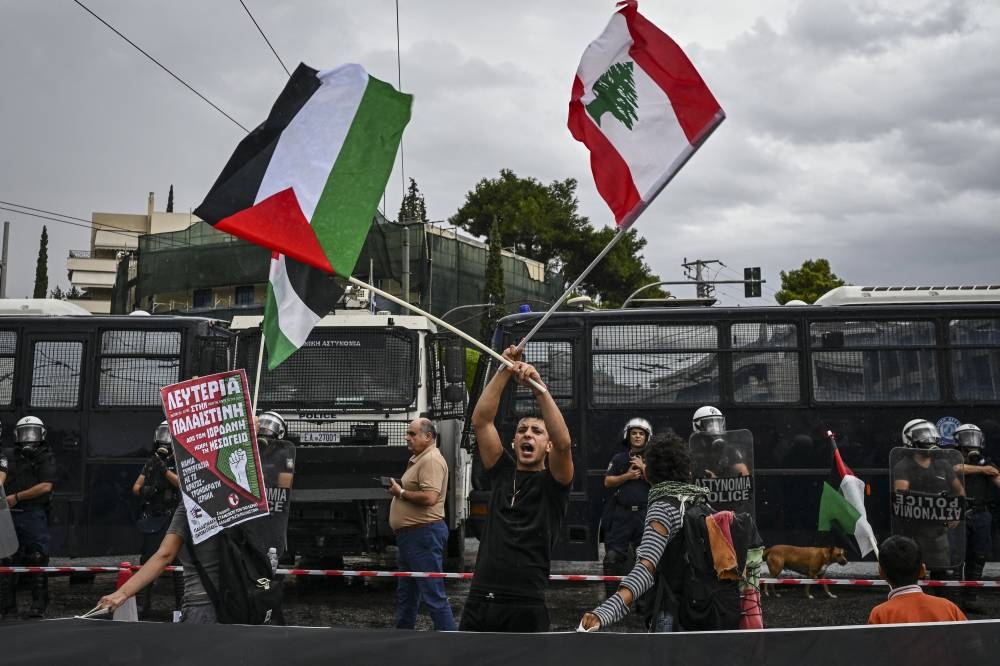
left=471, top=346, right=520, bottom=471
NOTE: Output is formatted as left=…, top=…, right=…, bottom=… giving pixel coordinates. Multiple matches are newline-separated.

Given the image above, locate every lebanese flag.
left=569, top=1, right=724, bottom=228
left=263, top=253, right=344, bottom=369
left=195, top=63, right=412, bottom=274
left=818, top=446, right=876, bottom=557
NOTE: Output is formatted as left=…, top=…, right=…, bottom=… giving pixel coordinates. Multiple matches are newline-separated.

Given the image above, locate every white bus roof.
left=230, top=311, right=438, bottom=332
left=815, top=285, right=1000, bottom=306
left=0, top=299, right=92, bottom=315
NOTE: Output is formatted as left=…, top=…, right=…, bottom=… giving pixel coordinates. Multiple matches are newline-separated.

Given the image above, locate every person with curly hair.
left=580, top=432, right=710, bottom=632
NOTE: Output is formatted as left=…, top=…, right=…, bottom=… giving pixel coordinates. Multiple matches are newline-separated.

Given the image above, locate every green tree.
left=32, top=226, right=48, bottom=299
left=49, top=285, right=65, bottom=300
left=450, top=169, right=662, bottom=306
left=481, top=217, right=507, bottom=341
left=166, top=184, right=174, bottom=213
left=775, top=258, right=846, bottom=304
left=397, top=177, right=428, bottom=224
left=67, top=285, right=83, bottom=299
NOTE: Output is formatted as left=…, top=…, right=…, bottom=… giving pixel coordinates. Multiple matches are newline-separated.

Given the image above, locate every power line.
left=73, top=0, right=250, bottom=133
left=0, top=201, right=192, bottom=250
left=239, top=0, right=290, bottom=77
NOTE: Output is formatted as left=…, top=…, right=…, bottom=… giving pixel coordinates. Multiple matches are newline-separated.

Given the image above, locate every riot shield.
left=0, top=484, right=19, bottom=558
left=689, top=429, right=755, bottom=517
left=889, top=447, right=965, bottom=571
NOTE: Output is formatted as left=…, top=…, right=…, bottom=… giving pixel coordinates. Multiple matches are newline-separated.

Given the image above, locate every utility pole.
left=682, top=258, right=722, bottom=299
left=0, top=221, right=9, bottom=298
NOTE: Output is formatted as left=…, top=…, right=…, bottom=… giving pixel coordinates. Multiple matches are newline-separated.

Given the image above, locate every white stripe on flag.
left=840, top=475, right=876, bottom=557
left=270, top=255, right=323, bottom=348
left=255, top=63, right=368, bottom=220
left=576, top=14, right=691, bottom=202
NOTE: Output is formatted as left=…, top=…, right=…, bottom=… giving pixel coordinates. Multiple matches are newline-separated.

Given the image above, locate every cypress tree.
left=32, top=225, right=49, bottom=299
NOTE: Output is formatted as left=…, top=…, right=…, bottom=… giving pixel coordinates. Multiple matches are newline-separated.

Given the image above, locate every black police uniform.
left=0, top=442, right=56, bottom=618
left=602, top=450, right=649, bottom=597
left=962, top=458, right=997, bottom=594
left=134, top=448, right=182, bottom=617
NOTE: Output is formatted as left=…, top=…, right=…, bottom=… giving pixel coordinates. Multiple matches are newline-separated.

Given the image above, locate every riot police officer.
left=691, top=406, right=750, bottom=478
left=892, top=419, right=966, bottom=579
left=131, top=421, right=182, bottom=618
left=953, top=423, right=1000, bottom=609
left=602, top=417, right=651, bottom=597
left=0, top=416, right=56, bottom=618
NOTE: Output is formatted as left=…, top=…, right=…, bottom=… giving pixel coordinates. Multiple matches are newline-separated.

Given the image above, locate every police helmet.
left=154, top=420, right=172, bottom=446
left=902, top=418, right=940, bottom=449
left=954, top=423, right=984, bottom=450
left=258, top=411, right=286, bottom=440
left=15, top=416, right=47, bottom=444
left=621, top=417, right=652, bottom=447
left=692, top=406, right=726, bottom=436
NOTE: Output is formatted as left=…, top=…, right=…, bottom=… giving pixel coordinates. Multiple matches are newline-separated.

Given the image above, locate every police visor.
left=955, top=429, right=984, bottom=449
left=154, top=424, right=172, bottom=446
left=16, top=424, right=44, bottom=443
left=909, top=425, right=940, bottom=448
left=697, top=416, right=725, bottom=436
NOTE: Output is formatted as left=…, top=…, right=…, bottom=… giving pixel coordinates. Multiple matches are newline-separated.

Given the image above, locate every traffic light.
left=744, top=267, right=761, bottom=298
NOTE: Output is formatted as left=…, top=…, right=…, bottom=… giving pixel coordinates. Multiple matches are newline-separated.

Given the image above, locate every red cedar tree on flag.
left=194, top=63, right=411, bottom=368
left=818, top=444, right=876, bottom=557
left=568, top=0, right=725, bottom=228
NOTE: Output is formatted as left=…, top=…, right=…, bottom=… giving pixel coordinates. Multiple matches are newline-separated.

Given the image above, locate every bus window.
left=950, top=318, right=1000, bottom=401
left=513, top=340, right=574, bottom=413
left=591, top=324, right=718, bottom=406
left=98, top=329, right=182, bottom=406
left=30, top=340, right=84, bottom=408
left=810, top=320, right=938, bottom=402
left=731, top=322, right=800, bottom=403
left=0, top=330, right=16, bottom=406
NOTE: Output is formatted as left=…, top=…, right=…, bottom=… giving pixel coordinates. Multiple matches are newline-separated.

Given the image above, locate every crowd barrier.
left=2, top=564, right=1000, bottom=587
left=2, top=616, right=999, bottom=666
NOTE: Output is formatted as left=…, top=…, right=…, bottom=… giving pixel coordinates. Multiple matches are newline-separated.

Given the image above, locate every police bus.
left=0, top=302, right=230, bottom=556
left=469, top=285, right=1000, bottom=560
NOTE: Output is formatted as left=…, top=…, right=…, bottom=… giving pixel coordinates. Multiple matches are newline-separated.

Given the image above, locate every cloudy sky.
left=1, top=0, right=997, bottom=305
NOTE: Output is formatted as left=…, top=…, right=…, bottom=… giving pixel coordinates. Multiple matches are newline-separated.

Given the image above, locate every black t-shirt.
left=470, top=452, right=570, bottom=601
left=893, top=454, right=956, bottom=495
left=242, top=438, right=296, bottom=558
left=0, top=444, right=56, bottom=508
left=606, top=451, right=649, bottom=508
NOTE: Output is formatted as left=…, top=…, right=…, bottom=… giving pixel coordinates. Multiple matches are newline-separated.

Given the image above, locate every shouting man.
left=459, top=346, right=573, bottom=632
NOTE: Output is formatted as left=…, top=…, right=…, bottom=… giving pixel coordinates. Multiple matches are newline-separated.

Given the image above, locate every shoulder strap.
left=184, top=534, right=222, bottom=613
left=647, top=497, right=683, bottom=632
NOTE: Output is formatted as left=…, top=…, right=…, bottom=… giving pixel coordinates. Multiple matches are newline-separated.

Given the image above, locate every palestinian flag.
left=263, top=254, right=344, bottom=369
left=569, top=0, right=724, bottom=228
left=818, top=445, right=876, bottom=557
left=194, top=62, right=412, bottom=274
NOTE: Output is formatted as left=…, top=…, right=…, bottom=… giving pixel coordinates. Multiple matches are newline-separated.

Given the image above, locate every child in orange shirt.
left=868, top=535, right=967, bottom=625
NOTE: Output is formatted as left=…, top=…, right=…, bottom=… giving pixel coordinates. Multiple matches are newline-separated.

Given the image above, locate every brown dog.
left=763, top=545, right=848, bottom=599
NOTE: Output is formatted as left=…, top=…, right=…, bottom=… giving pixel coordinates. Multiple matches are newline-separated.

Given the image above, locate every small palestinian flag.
left=818, top=441, right=876, bottom=557
left=195, top=62, right=412, bottom=275
left=569, top=0, right=724, bottom=228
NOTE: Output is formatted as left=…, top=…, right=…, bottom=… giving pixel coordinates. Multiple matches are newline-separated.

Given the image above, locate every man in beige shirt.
left=386, top=417, right=456, bottom=630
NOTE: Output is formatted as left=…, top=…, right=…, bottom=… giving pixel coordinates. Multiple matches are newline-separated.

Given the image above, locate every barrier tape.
left=2, top=564, right=1000, bottom=588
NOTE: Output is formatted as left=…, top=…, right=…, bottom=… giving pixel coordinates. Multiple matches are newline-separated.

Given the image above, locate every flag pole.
left=346, top=276, right=547, bottom=394
left=516, top=225, right=629, bottom=350
left=252, top=330, right=266, bottom=415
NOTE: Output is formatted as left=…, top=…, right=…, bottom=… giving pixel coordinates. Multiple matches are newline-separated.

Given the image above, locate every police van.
left=229, top=310, right=471, bottom=566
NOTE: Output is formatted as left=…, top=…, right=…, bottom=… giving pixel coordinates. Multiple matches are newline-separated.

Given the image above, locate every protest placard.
left=160, top=370, right=268, bottom=543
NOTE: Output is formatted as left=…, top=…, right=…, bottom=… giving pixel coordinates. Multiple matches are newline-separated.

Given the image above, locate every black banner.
left=3, top=618, right=997, bottom=666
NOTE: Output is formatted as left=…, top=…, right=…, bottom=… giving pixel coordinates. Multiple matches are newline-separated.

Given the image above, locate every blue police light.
left=518, top=304, right=531, bottom=313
